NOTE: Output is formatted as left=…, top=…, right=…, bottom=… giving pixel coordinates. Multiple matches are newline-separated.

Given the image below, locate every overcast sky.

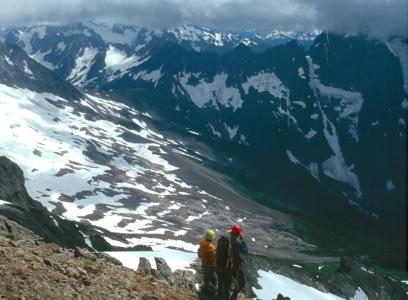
left=0, top=0, right=406, bottom=38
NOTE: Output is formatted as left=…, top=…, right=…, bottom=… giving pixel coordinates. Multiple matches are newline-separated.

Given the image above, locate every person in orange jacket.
left=197, top=229, right=217, bottom=299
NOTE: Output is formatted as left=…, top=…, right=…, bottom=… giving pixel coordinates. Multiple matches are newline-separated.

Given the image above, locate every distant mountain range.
left=0, top=22, right=407, bottom=267
left=1, top=21, right=320, bottom=53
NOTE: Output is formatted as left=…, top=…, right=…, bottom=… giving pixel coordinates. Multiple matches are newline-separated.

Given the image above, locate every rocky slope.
left=1, top=215, right=405, bottom=300
left=0, top=217, right=200, bottom=300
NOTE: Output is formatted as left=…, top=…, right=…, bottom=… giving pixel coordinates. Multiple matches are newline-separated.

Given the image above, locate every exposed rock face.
left=154, top=257, right=175, bottom=283
left=173, top=269, right=197, bottom=290
left=323, top=256, right=407, bottom=300
left=137, top=257, right=152, bottom=275
left=0, top=41, right=81, bottom=100
left=0, top=215, right=37, bottom=239
left=0, top=217, right=198, bottom=300
left=0, top=156, right=42, bottom=210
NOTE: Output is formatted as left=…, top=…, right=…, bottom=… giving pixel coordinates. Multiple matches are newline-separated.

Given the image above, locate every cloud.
left=0, top=0, right=405, bottom=38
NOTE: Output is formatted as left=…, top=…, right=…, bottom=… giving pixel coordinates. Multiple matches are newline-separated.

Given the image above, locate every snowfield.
left=306, top=56, right=362, bottom=199
left=253, top=270, right=369, bottom=300
left=242, top=71, right=290, bottom=102
left=68, top=47, right=99, bottom=86
left=179, top=72, right=243, bottom=111
left=0, top=82, right=305, bottom=262
left=0, top=83, right=221, bottom=247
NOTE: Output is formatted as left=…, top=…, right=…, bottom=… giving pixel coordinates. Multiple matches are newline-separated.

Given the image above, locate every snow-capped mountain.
left=95, top=33, right=407, bottom=232
left=1, top=23, right=407, bottom=270
left=0, top=40, right=315, bottom=262
left=0, top=22, right=319, bottom=87
left=3, top=21, right=319, bottom=53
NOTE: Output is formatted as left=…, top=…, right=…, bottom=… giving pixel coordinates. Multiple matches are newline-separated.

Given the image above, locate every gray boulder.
left=137, top=257, right=152, bottom=275
left=154, top=257, right=174, bottom=284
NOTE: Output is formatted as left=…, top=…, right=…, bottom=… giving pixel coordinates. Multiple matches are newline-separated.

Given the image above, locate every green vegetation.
left=274, top=257, right=339, bottom=277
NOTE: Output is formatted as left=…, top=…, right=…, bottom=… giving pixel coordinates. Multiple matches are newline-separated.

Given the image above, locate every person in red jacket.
left=197, top=229, right=217, bottom=299
left=229, top=224, right=248, bottom=300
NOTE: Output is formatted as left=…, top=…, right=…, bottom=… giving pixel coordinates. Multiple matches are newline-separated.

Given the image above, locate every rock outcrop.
left=274, top=294, right=291, bottom=300
left=323, top=256, right=407, bottom=300
left=136, top=257, right=198, bottom=291
left=0, top=156, right=42, bottom=210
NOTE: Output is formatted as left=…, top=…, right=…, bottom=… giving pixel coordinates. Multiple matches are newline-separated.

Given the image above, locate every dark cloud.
left=307, top=0, right=407, bottom=38
left=0, top=0, right=406, bottom=38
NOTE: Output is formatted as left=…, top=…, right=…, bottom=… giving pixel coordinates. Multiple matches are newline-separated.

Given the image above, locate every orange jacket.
left=197, top=239, right=216, bottom=267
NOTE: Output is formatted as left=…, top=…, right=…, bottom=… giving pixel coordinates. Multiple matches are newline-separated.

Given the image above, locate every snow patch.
left=133, top=68, right=163, bottom=88
left=30, top=50, right=55, bottom=70
left=56, top=42, right=66, bottom=53
left=293, top=101, right=306, bottom=108
left=180, top=73, right=243, bottom=111
left=389, top=39, right=408, bottom=94
left=298, top=67, right=306, bottom=79
left=186, top=211, right=210, bottom=223
left=253, top=270, right=345, bottom=300
left=85, top=22, right=139, bottom=44
left=318, top=85, right=364, bottom=142
left=386, top=179, right=396, bottom=191
left=104, top=46, right=146, bottom=80
left=208, top=124, right=222, bottom=138
left=304, top=129, right=317, bottom=139
left=351, top=287, right=369, bottom=300
left=287, top=150, right=300, bottom=165
left=287, top=150, right=320, bottom=181
left=67, top=47, right=98, bottom=86
left=3, top=55, right=13, bottom=65
left=225, top=124, right=239, bottom=139
left=0, top=200, right=11, bottom=206
left=242, top=72, right=290, bottom=102
left=104, top=237, right=130, bottom=248
left=307, top=56, right=362, bottom=197
left=126, top=237, right=197, bottom=252
left=23, top=60, right=34, bottom=76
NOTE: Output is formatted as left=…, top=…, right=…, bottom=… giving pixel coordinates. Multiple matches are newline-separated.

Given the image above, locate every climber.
left=228, top=224, right=248, bottom=300
left=197, top=229, right=217, bottom=299
left=216, top=234, right=232, bottom=300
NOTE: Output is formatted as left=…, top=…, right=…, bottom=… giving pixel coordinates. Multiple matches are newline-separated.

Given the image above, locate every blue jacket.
left=230, top=235, right=248, bottom=269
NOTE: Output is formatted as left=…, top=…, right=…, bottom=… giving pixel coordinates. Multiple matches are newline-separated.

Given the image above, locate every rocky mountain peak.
left=0, top=41, right=81, bottom=100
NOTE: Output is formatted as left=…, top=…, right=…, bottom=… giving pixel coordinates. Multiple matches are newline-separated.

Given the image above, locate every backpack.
left=216, top=235, right=229, bottom=269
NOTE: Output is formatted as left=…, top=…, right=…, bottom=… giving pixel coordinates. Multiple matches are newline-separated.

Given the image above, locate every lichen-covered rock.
left=137, top=257, right=152, bottom=275
left=154, top=257, right=174, bottom=284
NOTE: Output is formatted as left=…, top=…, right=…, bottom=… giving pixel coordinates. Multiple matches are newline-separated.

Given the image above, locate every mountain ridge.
left=1, top=25, right=406, bottom=263
left=0, top=31, right=407, bottom=298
